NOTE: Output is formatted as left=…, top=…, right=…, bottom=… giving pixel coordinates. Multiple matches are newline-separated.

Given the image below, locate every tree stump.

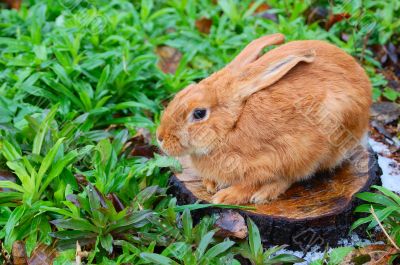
left=169, top=148, right=381, bottom=250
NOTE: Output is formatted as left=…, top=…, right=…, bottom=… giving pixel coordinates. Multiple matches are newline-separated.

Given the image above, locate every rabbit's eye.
left=192, top=108, right=208, bottom=121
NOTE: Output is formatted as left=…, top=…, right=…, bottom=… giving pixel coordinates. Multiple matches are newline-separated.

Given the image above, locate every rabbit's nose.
left=157, top=132, right=164, bottom=143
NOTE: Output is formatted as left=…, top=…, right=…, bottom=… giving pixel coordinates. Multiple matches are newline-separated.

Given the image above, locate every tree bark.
left=168, top=148, right=381, bottom=250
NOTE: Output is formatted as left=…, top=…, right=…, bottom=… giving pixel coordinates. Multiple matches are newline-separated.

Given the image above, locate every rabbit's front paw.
left=250, top=182, right=290, bottom=204
left=203, top=179, right=229, bottom=194
left=211, top=184, right=255, bottom=205
left=203, top=179, right=217, bottom=194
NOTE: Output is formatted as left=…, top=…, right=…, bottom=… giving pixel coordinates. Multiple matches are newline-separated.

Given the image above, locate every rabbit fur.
left=157, top=33, right=372, bottom=205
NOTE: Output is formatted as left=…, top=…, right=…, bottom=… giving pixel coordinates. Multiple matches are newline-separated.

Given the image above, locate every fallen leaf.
left=380, top=67, right=400, bottom=91
left=370, top=123, right=400, bottom=163
left=156, top=46, right=182, bottom=74
left=1, top=0, right=21, bottom=9
left=369, top=101, right=400, bottom=155
left=12, top=241, right=27, bottom=265
left=251, top=2, right=270, bottom=13
left=386, top=43, right=398, bottom=64
left=130, top=144, right=158, bottom=158
left=342, top=244, right=397, bottom=265
left=28, top=244, right=58, bottom=265
left=305, top=6, right=328, bottom=25
left=372, top=44, right=389, bottom=65
left=214, top=210, right=248, bottom=239
left=325, top=13, right=351, bottom=30
left=251, top=2, right=277, bottom=21
left=371, top=120, right=394, bottom=140
left=0, top=171, right=16, bottom=192
left=195, top=17, right=212, bottom=34
left=124, top=128, right=158, bottom=158
left=371, top=102, right=400, bottom=125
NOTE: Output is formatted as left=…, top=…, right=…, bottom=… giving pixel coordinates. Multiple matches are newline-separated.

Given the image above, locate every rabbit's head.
left=157, top=33, right=315, bottom=156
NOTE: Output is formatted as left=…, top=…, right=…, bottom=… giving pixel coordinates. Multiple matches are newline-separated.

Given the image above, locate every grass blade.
left=36, top=137, right=65, bottom=191
left=32, top=105, right=59, bottom=155
left=140, top=253, right=178, bottom=265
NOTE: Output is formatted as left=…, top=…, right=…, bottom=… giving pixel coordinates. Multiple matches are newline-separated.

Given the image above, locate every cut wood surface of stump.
left=169, top=148, right=381, bottom=250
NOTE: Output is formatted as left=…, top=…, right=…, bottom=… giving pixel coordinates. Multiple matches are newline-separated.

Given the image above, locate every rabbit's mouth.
left=158, top=135, right=189, bottom=157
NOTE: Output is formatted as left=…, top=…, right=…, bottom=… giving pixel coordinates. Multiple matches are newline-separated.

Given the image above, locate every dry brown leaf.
left=381, top=67, right=400, bottom=91
left=214, top=210, right=248, bottom=239
left=251, top=2, right=270, bottom=13
left=250, top=2, right=278, bottom=21
left=195, top=17, right=212, bottom=34
left=342, top=244, right=397, bottom=265
left=12, top=241, right=27, bottom=265
left=0, top=171, right=16, bottom=192
left=371, top=102, right=400, bottom=125
left=305, top=6, right=329, bottom=25
left=326, top=13, right=351, bottom=30
left=28, top=244, right=58, bottom=265
left=130, top=144, right=158, bottom=158
left=1, top=0, right=21, bottom=9
left=124, top=127, right=158, bottom=158
left=156, top=46, right=182, bottom=74
left=369, top=123, right=400, bottom=163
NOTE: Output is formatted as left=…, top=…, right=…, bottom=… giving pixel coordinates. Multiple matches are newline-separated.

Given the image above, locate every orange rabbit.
left=157, top=33, right=372, bottom=205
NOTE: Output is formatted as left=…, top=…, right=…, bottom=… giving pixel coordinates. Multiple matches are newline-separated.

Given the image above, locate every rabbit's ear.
left=234, top=49, right=315, bottom=100
left=227, top=33, right=285, bottom=69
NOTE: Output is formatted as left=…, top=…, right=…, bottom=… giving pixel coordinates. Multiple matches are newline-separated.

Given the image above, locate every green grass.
left=0, top=0, right=399, bottom=264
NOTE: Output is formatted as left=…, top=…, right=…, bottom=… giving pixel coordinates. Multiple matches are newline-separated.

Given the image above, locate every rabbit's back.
left=230, top=40, right=371, bottom=175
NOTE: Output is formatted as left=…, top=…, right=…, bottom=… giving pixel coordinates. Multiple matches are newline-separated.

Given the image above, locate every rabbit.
left=157, top=33, right=372, bottom=205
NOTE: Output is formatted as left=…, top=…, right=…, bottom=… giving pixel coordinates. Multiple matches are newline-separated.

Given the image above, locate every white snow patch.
left=338, top=233, right=382, bottom=247
left=368, top=138, right=391, bottom=155
left=277, top=233, right=381, bottom=264
left=368, top=138, right=400, bottom=193
left=276, top=246, right=324, bottom=265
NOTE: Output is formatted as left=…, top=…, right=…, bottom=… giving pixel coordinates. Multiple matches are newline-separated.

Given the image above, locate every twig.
left=370, top=206, right=400, bottom=251
left=76, top=241, right=89, bottom=265
left=360, top=32, right=370, bottom=64
left=374, top=249, right=397, bottom=265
